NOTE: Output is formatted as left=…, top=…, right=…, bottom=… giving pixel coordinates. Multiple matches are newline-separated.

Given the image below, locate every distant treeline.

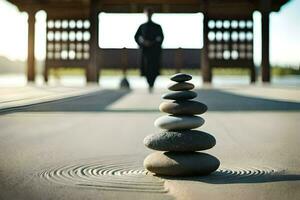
left=272, top=66, right=300, bottom=76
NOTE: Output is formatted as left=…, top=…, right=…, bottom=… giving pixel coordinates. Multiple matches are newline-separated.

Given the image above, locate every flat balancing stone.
left=168, top=82, right=194, bottom=91
left=144, top=130, right=216, bottom=151
left=159, top=100, right=207, bottom=115
left=170, top=73, right=192, bottom=82
left=162, top=91, right=197, bottom=100
left=154, top=115, right=204, bottom=130
left=144, top=151, right=220, bottom=176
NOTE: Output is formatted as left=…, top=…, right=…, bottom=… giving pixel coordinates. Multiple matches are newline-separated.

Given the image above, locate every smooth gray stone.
left=168, top=82, right=194, bottom=91
left=170, top=73, right=192, bottom=82
left=144, top=130, right=216, bottom=151
left=159, top=101, right=207, bottom=115
left=144, top=152, right=220, bottom=176
left=162, top=91, right=197, bottom=100
left=154, top=115, right=204, bottom=130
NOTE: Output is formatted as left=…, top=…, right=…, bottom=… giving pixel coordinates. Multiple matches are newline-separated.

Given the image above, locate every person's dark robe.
left=134, top=21, right=164, bottom=87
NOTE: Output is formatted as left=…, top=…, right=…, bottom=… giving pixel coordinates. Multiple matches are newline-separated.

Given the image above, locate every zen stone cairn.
left=143, top=73, right=220, bottom=176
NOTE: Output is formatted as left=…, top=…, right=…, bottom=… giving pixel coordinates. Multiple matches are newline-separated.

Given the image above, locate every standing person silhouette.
left=135, top=8, right=164, bottom=93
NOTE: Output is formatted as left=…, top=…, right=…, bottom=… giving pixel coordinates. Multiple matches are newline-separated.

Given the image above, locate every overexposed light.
left=253, top=11, right=261, bottom=66
left=99, top=13, right=203, bottom=49
left=0, top=0, right=28, bottom=61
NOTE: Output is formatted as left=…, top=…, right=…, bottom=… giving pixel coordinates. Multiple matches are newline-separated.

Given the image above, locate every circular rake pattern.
left=39, top=156, right=279, bottom=191
left=197, top=166, right=279, bottom=183
left=39, top=156, right=167, bottom=193
left=217, top=167, right=276, bottom=177
left=215, top=166, right=277, bottom=178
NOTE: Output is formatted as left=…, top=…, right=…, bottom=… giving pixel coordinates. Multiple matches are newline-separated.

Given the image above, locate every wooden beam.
left=87, top=0, right=99, bottom=83
left=7, top=0, right=290, bottom=14
left=100, top=0, right=200, bottom=4
left=130, top=3, right=138, bottom=13
left=27, top=10, right=36, bottom=82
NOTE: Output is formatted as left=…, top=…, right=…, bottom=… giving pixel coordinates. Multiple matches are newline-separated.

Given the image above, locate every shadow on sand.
left=160, top=169, right=300, bottom=184
left=1, top=88, right=300, bottom=113
left=1, top=89, right=130, bottom=113
left=194, top=89, right=300, bottom=111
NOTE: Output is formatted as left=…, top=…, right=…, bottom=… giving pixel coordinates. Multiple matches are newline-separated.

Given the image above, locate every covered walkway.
left=7, top=0, right=290, bottom=83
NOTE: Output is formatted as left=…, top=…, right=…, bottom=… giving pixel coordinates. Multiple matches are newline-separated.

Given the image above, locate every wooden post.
left=261, top=0, right=271, bottom=82
left=175, top=48, right=183, bottom=73
left=250, top=65, right=256, bottom=83
left=201, top=13, right=211, bottom=82
left=87, top=0, right=99, bottom=82
left=121, top=47, right=128, bottom=75
left=27, top=10, right=36, bottom=82
left=120, top=47, right=130, bottom=89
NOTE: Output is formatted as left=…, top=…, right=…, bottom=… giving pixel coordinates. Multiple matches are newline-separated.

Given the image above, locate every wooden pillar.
left=250, top=15, right=256, bottom=83
left=175, top=48, right=183, bottom=73
left=27, top=10, right=36, bottom=82
left=201, top=14, right=211, bottom=82
left=87, top=0, right=99, bottom=82
left=250, top=65, right=256, bottom=83
left=121, top=47, right=128, bottom=75
left=261, top=0, right=271, bottom=82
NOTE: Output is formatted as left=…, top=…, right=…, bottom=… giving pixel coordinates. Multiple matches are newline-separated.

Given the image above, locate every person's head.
left=144, top=7, right=154, bottom=21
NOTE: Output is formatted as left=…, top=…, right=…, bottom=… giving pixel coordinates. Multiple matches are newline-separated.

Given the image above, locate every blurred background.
left=0, top=0, right=299, bottom=88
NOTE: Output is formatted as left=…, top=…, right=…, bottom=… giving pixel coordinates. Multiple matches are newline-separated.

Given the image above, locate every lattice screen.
left=207, top=18, right=253, bottom=62
left=46, top=19, right=91, bottom=61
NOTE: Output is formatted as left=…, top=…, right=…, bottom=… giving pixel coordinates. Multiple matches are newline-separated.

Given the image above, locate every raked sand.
left=0, top=86, right=299, bottom=200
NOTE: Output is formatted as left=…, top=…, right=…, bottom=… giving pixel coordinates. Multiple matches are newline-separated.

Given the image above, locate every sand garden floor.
left=0, top=86, right=299, bottom=200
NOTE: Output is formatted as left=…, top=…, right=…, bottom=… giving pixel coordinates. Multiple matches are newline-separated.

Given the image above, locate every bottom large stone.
left=144, top=152, right=220, bottom=176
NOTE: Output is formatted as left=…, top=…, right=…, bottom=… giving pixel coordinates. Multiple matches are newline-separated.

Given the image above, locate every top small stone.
left=170, top=73, right=192, bottom=82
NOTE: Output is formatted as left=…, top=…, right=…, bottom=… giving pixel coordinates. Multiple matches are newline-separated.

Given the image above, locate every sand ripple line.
left=216, top=166, right=277, bottom=178
left=39, top=156, right=167, bottom=193
left=195, top=166, right=279, bottom=183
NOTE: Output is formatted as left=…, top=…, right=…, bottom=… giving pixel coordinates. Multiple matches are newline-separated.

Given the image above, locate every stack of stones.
left=143, top=73, right=220, bottom=176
